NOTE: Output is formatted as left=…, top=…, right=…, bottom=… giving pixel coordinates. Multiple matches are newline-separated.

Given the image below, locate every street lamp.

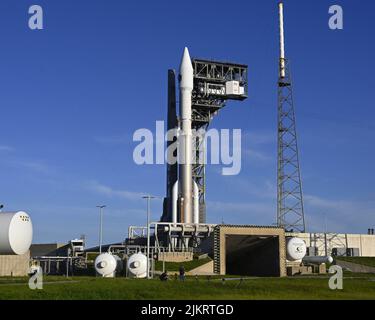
left=96, top=205, right=106, bottom=254
left=142, top=195, right=156, bottom=279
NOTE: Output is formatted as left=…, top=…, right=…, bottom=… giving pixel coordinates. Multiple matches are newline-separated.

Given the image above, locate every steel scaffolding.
left=277, top=58, right=306, bottom=232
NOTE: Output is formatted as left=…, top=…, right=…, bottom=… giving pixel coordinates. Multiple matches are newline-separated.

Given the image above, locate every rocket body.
left=179, top=47, right=194, bottom=224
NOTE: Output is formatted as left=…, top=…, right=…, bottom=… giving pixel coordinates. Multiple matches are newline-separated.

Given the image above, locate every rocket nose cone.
left=179, top=47, right=193, bottom=90
left=180, top=47, right=193, bottom=75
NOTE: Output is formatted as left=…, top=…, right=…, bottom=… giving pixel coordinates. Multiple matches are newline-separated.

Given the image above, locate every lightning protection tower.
left=277, top=2, right=306, bottom=232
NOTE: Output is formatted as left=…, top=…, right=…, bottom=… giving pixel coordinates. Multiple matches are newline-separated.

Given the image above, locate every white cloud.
left=243, top=148, right=272, bottom=162
left=85, top=180, right=146, bottom=201
left=205, top=191, right=375, bottom=234
left=207, top=200, right=273, bottom=214
left=206, top=199, right=276, bottom=226
left=228, top=176, right=276, bottom=199
left=243, top=131, right=274, bottom=145
left=241, top=131, right=274, bottom=165
left=304, top=194, right=375, bottom=233
left=94, top=133, right=132, bottom=145
left=0, top=145, right=14, bottom=152
left=14, top=160, right=54, bottom=174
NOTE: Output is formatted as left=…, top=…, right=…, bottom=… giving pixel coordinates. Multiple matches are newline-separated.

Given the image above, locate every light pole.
left=96, top=205, right=106, bottom=254
left=142, top=195, right=155, bottom=279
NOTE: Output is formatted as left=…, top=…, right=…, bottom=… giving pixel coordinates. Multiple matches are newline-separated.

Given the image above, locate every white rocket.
left=179, top=47, right=194, bottom=224
left=168, top=48, right=200, bottom=225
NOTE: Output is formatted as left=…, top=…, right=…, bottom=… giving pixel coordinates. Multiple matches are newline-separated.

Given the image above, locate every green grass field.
left=336, top=257, right=375, bottom=268
left=0, top=274, right=374, bottom=300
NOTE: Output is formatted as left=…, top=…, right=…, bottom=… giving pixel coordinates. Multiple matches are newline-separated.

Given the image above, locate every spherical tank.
left=0, top=211, right=33, bottom=255
left=95, top=253, right=117, bottom=277
left=286, top=237, right=307, bottom=261
left=127, top=252, right=147, bottom=278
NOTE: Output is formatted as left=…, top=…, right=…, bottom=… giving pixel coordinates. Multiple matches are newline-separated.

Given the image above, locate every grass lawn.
left=336, top=257, right=375, bottom=268
left=0, top=274, right=374, bottom=300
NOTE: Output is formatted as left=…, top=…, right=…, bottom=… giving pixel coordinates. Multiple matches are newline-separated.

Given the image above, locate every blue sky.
left=0, top=0, right=374, bottom=247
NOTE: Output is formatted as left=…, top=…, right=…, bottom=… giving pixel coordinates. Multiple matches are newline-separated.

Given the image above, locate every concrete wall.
left=0, top=251, right=30, bottom=276
left=187, top=261, right=214, bottom=276
left=290, top=232, right=375, bottom=257
left=157, top=252, right=193, bottom=262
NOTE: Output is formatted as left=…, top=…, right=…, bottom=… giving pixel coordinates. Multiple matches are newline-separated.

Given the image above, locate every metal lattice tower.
left=277, top=59, right=306, bottom=232
left=161, top=61, right=248, bottom=224
left=277, top=2, right=306, bottom=232
left=191, top=59, right=248, bottom=223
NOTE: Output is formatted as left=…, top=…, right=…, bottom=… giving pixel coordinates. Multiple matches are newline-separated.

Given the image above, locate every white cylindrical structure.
left=193, top=181, right=199, bottom=224
left=279, top=2, right=286, bottom=78
left=127, top=252, right=147, bottom=278
left=179, top=47, right=194, bottom=224
left=0, top=211, right=33, bottom=255
left=303, top=256, right=333, bottom=265
left=286, top=237, right=307, bottom=261
left=95, top=253, right=118, bottom=277
left=172, top=181, right=178, bottom=224
left=172, top=179, right=199, bottom=224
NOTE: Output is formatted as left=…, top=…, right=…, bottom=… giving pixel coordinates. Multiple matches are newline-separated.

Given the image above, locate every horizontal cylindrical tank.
left=95, top=253, right=121, bottom=277
left=127, top=252, right=147, bottom=278
left=0, top=211, right=33, bottom=255
left=303, top=256, right=333, bottom=265
left=286, top=237, right=307, bottom=261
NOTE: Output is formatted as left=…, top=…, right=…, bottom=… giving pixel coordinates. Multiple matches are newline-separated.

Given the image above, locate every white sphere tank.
left=286, top=237, right=307, bottom=261
left=0, top=211, right=33, bottom=255
left=127, top=252, right=147, bottom=278
left=95, top=253, right=118, bottom=277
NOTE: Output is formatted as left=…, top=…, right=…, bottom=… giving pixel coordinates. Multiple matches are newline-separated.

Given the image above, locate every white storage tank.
left=303, top=256, right=334, bottom=265
left=286, top=237, right=307, bottom=261
left=127, top=252, right=147, bottom=278
left=0, top=211, right=33, bottom=255
left=95, top=253, right=122, bottom=278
